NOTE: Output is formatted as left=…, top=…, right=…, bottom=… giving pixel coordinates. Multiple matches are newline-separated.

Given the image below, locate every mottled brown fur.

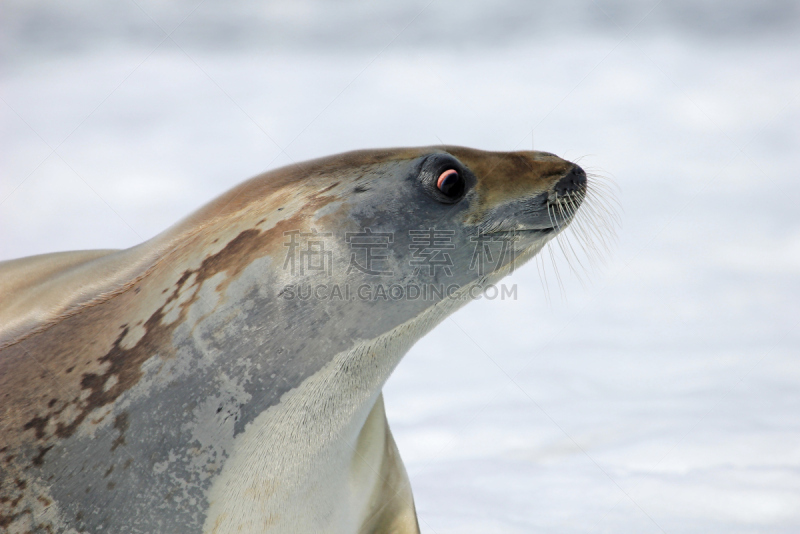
left=0, top=173, right=342, bottom=530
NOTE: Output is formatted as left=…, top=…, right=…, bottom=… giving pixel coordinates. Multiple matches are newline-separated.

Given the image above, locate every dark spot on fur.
left=256, top=218, right=266, bottom=225
left=23, top=415, right=49, bottom=440
left=318, top=182, right=340, bottom=194
left=134, top=287, right=141, bottom=294
left=48, top=399, right=57, bottom=408
left=14, top=479, right=25, bottom=490
left=104, top=465, right=114, bottom=477
left=111, top=412, right=129, bottom=452
left=0, top=513, right=18, bottom=529
left=107, top=481, right=115, bottom=490
left=354, top=185, right=370, bottom=193
left=65, top=366, right=74, bottom=373
left=277, top=207, right=284, bottom=211
left=31, top=445, right=53, bottom=467
left=194, top=230, right=261, bottom=284
left=123, top=458, right=133, bottom=470
left=76, top=510, right=84, bottom=521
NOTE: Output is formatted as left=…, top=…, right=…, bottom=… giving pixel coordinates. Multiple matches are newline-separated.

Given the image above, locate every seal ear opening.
left=418, top=154, right=471, bottom=204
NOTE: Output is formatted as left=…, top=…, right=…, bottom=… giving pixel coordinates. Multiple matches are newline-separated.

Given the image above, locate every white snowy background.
left=2, top=1, right=799, bottom=532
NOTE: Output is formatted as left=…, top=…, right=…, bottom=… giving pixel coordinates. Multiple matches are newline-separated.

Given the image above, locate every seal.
left=0, top=146, right=592, bottom=533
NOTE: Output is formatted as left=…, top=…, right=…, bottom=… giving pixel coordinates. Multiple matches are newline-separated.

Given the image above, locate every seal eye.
left=436, top=169, right=465, bottom=198
left=418, top=154, right=470, bottom=203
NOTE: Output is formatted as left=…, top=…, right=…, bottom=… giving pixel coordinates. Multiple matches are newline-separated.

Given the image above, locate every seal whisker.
left=574, top=197, right=609, bottom=270
left=542, top=201, right=567, bottom=298
left=561, top=201, right=593, bottom=282
left=586, top=175, right=622, bottom=219
left=546, top=241, right=568, bottom=300
left=551, top=199, right=591, bottom=284
left=585, top=188, right=620, bottom=249
left=586, top=194, right=620, bottom=235
left=570, top=194, right=604, bottom=254
left=575, top=198, right=613, bottom=260
left=535, top=250, right=553, bottom=306
left=536, top=168, right=619, bottom=298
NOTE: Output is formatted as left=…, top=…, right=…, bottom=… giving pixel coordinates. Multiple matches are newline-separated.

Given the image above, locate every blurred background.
left=2, top=1, right=799, bottom=532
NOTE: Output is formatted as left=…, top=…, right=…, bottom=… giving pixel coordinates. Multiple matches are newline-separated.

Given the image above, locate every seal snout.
left=553, top=164, right=587, bottom=197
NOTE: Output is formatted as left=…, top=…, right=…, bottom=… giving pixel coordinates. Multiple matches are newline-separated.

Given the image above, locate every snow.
left=1, top=1, right=799, bottom=532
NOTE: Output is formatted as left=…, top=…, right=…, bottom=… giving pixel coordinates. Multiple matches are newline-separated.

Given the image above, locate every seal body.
left=0, top=146, right=588, bottom=533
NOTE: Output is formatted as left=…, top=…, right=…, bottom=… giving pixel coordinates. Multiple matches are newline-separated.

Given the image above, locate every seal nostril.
left=553, top=165, right=587, bottom=196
